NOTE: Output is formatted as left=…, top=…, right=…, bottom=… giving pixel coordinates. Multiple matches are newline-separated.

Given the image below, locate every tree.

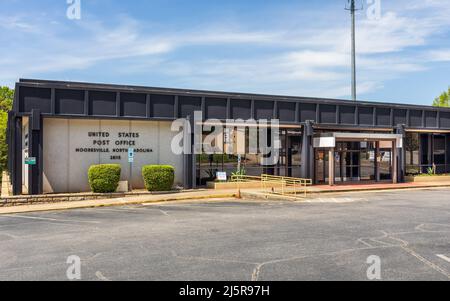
left=0, top=86, right=13, bottom=173
left=432, top=87, right=450, bottom=107
left=0, top=86, right=14, bottom=112
left=0, top=111, right=9, bottom=172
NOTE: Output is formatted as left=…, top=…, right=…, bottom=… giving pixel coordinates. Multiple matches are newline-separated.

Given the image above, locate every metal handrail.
left=261, top=174, right=312, bottom=198
left=229, top=174, right=313, bottom=199
left=230, top=175, right=262, bottom=182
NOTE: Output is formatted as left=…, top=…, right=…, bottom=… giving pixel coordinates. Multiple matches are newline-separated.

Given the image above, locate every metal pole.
left=129, top=161, right=133, bottom=192
left=350, top=0, right=357, bottom=101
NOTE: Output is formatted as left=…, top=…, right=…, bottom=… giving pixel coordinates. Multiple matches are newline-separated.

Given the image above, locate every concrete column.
left=28, top=109, right=43, bottom=195
left=328, top=148, right=335, bottom=186
left=395, top=124, right=406, bottom=183
left=9, top=113, right=22, bottom=195
left=392, top=140, right=398, bottom=184
left=183, top=117, right=192, bottom=189
left=428, top=133, right=433, bottom=167
left=375, top=141, right=380, bottom=182
left=300, top=120, right=314, bottom=180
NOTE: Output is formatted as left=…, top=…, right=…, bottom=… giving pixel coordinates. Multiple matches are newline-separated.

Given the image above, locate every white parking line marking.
left=4, top=215, right=100, bottom=224
left=437, top=254, right=450, bottom=263
left=96, top=208, right=143, bottom=213
left=301, top=197, right=368, bottom=204
left=158, top=209, right=170, bottom=216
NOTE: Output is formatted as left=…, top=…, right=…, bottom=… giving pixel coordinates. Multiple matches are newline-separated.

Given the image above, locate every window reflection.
left=196, top=127, right=302, bottom=186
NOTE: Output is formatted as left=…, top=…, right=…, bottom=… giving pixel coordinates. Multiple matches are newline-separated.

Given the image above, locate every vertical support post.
left=129, top=161, right=133, bottom=192
left=191, top=149, right=196, bottom=189
left=300, top=121, right=314, bottom=180
left=192, top=111, right=203, bottom=189
left=284, top=129, right=289, bottom=176
left=428, top=133, right=433, bottom=169
left=183, top=115, right=194, bottom=189
left=328, top=148, right=335, bottom=186
left=418, top=133, right=423, bottom=173
left=443, top=134, right=447, bottom=173
left=375, top=141, right=380, bottom=182
left=392, top=140, right=398, bottom=184
left=395, top=124, right=406, bottom=183
left=28, top=109, right=43, bottom=195
left=10, top=114, right=22, bottom=195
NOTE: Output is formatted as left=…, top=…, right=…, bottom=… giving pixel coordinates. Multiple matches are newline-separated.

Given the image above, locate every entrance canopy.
left=313, top=132, right=404, bottom=186
left=313, top=132, right=403, bottom=149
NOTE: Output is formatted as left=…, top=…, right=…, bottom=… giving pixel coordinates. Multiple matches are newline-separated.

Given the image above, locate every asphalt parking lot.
left=0, top=188, right=449, bottom=281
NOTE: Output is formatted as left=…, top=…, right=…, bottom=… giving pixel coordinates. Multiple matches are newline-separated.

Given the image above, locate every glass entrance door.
left=315, top=150, right=329, bottom=184
left=359, top=142, right=376, bottom=181
left=335, top=142, right=376, bottom=183
left=339, top=142, right=362, bottom=182
left=287, top=135, right=302, bottom=178
left=379, top=141, right=393, bottom=180
left=274, top=130, right=302, bottom=177
left=315, top=141, right=394, bottom=184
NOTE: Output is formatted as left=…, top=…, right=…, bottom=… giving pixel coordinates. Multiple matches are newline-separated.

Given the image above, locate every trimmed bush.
left=88, top=164, right=121, bottom=193
left=142, top=165, right=175, bottom=192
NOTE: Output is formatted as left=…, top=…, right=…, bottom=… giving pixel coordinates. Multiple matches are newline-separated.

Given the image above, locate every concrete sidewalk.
left=243, top=181, right=450, bottom=199
left=310, top=181, right=450, bottom=193
left=1, top=181, right=450, bottom=215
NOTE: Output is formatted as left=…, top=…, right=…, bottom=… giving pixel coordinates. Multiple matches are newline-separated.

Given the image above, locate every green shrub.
left=88, top=164, right=121, bottom=193
left=142, top=165, right=175, bottom=192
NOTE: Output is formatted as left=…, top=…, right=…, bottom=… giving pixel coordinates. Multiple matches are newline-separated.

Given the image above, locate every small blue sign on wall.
left=128, top=148, right=134, bottom=163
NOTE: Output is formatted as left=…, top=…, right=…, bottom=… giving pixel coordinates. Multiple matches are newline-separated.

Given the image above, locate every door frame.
left=314, top=139, right=398, bottom=185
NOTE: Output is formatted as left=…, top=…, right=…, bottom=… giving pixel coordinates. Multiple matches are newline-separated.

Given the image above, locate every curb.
left=0, top=193, right=237, bottom=215
left=2, top=184, right=449, bottom=214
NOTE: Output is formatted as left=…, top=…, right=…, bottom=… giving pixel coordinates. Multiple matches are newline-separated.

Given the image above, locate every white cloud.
left=0, top=0, right=449, bottom=100
left=426, top=50, right=450, bottom=62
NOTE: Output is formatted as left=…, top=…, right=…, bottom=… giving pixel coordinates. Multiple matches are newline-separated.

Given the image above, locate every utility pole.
left=350, top=0, right=356, bottom=101
left=346, top=0, right=361, bottom=101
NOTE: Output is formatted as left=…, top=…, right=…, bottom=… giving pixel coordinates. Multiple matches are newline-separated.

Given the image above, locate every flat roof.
left=17, top=78, right=446, bottom=111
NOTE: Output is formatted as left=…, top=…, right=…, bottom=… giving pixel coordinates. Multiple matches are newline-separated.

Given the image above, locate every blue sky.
left=1, top=0, right=449, bottom=105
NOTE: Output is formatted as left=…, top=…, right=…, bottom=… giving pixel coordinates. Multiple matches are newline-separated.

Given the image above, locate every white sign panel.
left=216, top=172, right=227, bottom=181
left=313, top=137, right=336, bottom=148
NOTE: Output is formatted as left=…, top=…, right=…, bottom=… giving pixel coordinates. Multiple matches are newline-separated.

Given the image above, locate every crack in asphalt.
left=171, top=250, right=258, bottom=266
left=2, top=195, right=449, bottom=281
left=171, top=223, right=450, bottom=281
left=380, top=230, right=450, bottom=279
left=357, top=226, right=450, bottom=280
left=250, top=244, right=397, bottom=281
